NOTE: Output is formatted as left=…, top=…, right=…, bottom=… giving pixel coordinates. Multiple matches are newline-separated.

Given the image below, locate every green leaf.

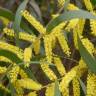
left=9, top=82, right=16, bottom=96
left=0, top=7, right=14, bottom=20
left=24, top=67, right=37, bottom=81
left=91, top=0, right=96, bottom=5
left=54, top=80, right=61, bottom=96
left=79, top=78, right=86, bottom=95
left=13, top=0, right=29, bottom=46
left=47, top=10, right=96, bottom=32
left=77, top=35, right=96, bottom=73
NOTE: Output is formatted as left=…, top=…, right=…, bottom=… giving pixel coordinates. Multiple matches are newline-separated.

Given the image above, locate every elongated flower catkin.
left=56, top=31, right=71, bottom=56
left=0, top=16, right=10, bottom=26
left=83, top=0, right=93, bottom=11
left=50, top=22, right=66, bottom=48
left=52, top=14, right=59, bottom=19
left=0, top=56, right=12, bottom=63
left=90, top=19, right=96, bottom=36
left=27, top=91, right=37, bottom=96
left=53, top=56, right=66, bottom=76
left=0, top=41, right=23, bottom=59
left=17, top=78, right=42, bottom=90
left=58, top=0, right=65, bottom=7
left=33, top=38, right=41, bottom=55
left=90, top=12, right=96, bottom=36
left=81, top=38, right=95, bottom=55
left=3, top=28, right=36, bottom=42
left=24, top=47, right=32, bottom=67
left=62, top=87, right=69, bottom=96
left=43, top=35, right=53, bottom=63
left=21, top=10, right=46, bottom=34
left=72, top=77, right=80, bottom=96
left=8, top=65, right=19, bottom=83
left=0, top=66, right=7, bottom=74
left=40, top=60, right=57, bottom=81
left=59, top=67, right=77, bottom=92
left=73, top=19, right=85, bottom=49
left=67, top=4, right=79, bottom=10
left=19, top=69, right=28, bottom=79
left=77, top=59, right=87, bottom=77
left=51, top=24, right=71, bottom=56
left=87, top=73, right=96, bottom=96
left=45, top=83, right=55, bottom=96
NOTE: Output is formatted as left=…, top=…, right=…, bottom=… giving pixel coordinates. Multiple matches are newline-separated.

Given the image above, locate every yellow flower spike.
left=58, top=0, right=65, bottom=8
left=81, top=38, right=95, bottom=55
left=43, top=35, right=53, bottom=63
left=61, top=87, right=69, bottom=96
left=87, top=73, right=96, bottom=96
left=27, top=91, right=37, bottom=96
left=90, top=11, right=96, bottom=36
left=90, top=19, right=96, bottom=36
left=77, top=59, right=87, bottom=77
left=51, top=22, right=66, bottom=36
left=3, top=28, right=36, bottom=42
left=53, top=56, right=66, bottom=76
left=51, top=14, right=59, bottom=19
left=73, top=19, right=85, bottom=49
left=40, top=60, right=57, bottom=81
left=78, top=19, right=85, bottom=34
left=65, top=19, right=79, bottom=31
left=59, top=67, right=77, bottom=92
left=0, top=56, right=12, bottom=63
left=33, top=38, right=41, bottom=55
left=72, top=77, right=80, bottom=96
left=45, top=83, right=55, bottom=96
left=0, top=16, right=10, bottom=26
left=17, top=78, right=42, bottom=90
left=56, top=31, right=71, bottom=56
left=67, top=4, right=79, bottom=10
left=0, top=83, right=10, bottom=93
left=0, top=41, right=23, bottom=59
left=0, top=66, right=7, bottom=74
left=21, top=10, right=46, bottom=34
left=8, top=65, right=19, bottom=83
left=24, top=47, right=32, bottom=67
left=51, top=22, right=70, bottom=56
left=14, top=81, right=24, bottom=96
left=19, top=69, right=28, bottom=79
left=50, top=22, right=66, bottom=48
left=83, top=0, right=93, bottom=11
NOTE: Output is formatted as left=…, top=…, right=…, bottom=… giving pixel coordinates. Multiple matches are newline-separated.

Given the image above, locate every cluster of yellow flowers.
left=8, top=65, right=19, bottom=83
left=72, top=77, right=80, bottom=96
left=0, top=0, right=96, bottom=96
left=45, top=83, right=55, bottom=96
left=0, top=41, right=23, bottom=59
left=21, top=10, right=46, bottom=34
left=24, top=47, right=32, bottom=67
left=40, top=59, right=57, bottom=81
left=3, top=27, right=36, bottom=42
